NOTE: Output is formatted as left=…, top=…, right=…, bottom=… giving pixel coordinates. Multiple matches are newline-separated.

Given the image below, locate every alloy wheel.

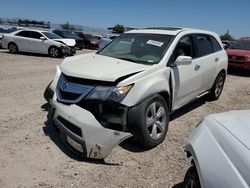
left=50, top=47, right=58, bottom=57
left=146, top=102, right=167, bottom=140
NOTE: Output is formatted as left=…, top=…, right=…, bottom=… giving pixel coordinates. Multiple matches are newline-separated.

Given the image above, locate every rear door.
left=171, top=35, right=203, bottom=110
left=193, top=34, right=220, bottom=92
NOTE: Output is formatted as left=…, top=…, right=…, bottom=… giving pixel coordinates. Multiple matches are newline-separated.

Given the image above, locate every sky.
left=0, top=0, right=249, bottom=38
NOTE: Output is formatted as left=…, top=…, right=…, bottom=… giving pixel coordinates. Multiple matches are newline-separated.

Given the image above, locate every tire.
left=49, top=46, right=60, bottom=58
left=44, top=81, right=53, bottom=102
left=183, top=166, right=201, bottom=188
left=8, top=43, right=18, bottom=53
left=207, top=72, right=226, bottom=101
left=128, top=94, right=169, bottom=148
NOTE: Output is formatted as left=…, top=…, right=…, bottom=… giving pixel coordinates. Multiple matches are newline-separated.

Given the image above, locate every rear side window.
left=195, top=34, right=213, bottom=57
left=211, top=36, right=222, bottom=52
left=16, top=31, right=31, bottom=38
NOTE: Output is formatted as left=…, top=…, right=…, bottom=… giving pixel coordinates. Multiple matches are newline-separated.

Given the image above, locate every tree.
left=61, top=22, right=76, bottom=30
left=113, top=24, right=125, bottom=34
left=220, top=30, right=234, bottom=41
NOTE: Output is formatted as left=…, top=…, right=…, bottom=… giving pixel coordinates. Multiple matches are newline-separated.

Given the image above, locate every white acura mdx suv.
left=2, top=29, right=76, bottom=57
left=44, top=27, right=228, bottom=159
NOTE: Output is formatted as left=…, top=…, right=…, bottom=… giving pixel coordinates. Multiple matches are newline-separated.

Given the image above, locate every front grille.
left=60, top=89, right=81, bottom=100
left=56, top=74, right=94, bottom=104
left=57, top=116, right=82, bottom=137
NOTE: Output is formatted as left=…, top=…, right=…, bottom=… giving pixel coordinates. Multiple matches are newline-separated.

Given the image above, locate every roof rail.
left=143, top=27, right=183, bottom=31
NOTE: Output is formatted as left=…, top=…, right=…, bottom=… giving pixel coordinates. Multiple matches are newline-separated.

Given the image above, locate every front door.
left=170, top=35, right=202, bottom=110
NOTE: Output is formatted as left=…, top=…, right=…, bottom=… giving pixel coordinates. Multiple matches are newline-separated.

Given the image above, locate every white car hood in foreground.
left=186, top=110, right=250, bottom=188
left=52, top=38, right=76, bottom=47
left=60, top=53, right=150, bottom=82
left=210, top=110, right=250, bottom=150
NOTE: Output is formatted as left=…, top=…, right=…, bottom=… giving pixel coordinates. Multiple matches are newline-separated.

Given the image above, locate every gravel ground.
left=0, top=49, right=249, bottom=188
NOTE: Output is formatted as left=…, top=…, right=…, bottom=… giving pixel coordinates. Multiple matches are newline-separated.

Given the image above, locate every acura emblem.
left=62, top=83, right=68, bottom=89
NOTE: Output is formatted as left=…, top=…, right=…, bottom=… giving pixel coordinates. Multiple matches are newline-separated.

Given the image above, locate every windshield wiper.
left=117, top=57, right=140, bottom=63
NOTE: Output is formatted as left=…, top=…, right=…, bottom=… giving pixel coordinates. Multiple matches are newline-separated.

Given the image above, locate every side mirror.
left=40, top=36, right=46, bottom=40
left=175, top=55, right=192, bottom=65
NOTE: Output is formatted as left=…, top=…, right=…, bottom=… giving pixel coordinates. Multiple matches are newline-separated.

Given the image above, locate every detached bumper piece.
left=51, top=100, right=132, bottom=159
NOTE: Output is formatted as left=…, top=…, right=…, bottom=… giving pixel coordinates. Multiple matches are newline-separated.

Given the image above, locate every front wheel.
left=128, top=94, right=169, bottom=148
left=183, top=166, right=201, bottom=188
left=207, top=72, right=226, bottom=101
left=49, top=46, right=60, bottom=58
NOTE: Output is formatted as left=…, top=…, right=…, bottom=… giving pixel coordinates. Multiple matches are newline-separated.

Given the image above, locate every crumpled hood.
left=52, top=38, right=76, bottom=47
left=60, top=53, right=150, bottom=82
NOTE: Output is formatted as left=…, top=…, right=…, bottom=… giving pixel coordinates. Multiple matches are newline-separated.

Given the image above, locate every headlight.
left=86, top=84, right=133, bottom=102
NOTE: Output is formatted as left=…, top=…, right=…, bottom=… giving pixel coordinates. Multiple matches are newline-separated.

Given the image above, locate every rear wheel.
left=128, top=94, right=169, bottom=148
left=49, top=46, right=60, bottom=58
left=184, top=166, right=201, bottom=188
left=8, top=43, right=18, bottom=53
left=207, top=72, right=225, bottom=100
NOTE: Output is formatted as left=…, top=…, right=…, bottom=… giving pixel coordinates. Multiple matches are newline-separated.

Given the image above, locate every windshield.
left=42, top=32, right=62, bottom=39
left=62, top=31, right=80, bottom=39
left=98, top=33, right=173, bottom=64
left=229, top=40, right=250, bottom=50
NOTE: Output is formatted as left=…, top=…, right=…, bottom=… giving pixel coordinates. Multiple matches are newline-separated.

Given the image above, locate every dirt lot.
left=0, top=49, right=249, bottom=188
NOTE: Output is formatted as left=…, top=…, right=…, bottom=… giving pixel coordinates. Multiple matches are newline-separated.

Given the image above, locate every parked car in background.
left=53, top=29, right=85, bottom=50
left=75, top=31, right=99, bottom=49
left=0, top=27, right=18, bottom=48
left=226, top=37, right=250, bottom=70
left=2, top=29, right=76, bottom=57
left=221, top=40, right=234, bottom=49
left=98, top=34, right=119, bottom=49
left=184, top=110, right=250, bottom=188
left=44, top=28, right=227, bottom=159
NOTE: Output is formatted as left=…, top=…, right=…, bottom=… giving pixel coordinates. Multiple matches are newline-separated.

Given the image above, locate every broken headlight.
left=86, top=84, right=133, bottom=102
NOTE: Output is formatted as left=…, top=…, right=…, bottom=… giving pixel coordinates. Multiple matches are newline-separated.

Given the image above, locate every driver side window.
left=173, top=35, right=194, bottom=61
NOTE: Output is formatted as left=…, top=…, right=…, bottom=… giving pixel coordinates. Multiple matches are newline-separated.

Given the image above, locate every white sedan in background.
left=2, top=29, right=76, bottom=57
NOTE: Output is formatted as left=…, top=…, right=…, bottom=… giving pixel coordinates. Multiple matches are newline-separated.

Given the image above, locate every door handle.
left=194, top=64, right=201, bottom=71
left=215, top=57, right=219, bottom=62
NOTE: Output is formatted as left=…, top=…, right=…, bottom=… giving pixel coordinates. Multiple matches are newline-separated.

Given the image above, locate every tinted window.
left=30, top=31, right=42, bottom=39
left=174, top=35, right=194, bottom=60
left=16, top=31, right=31, bottom=38
left=211, top=36, right=222, bottom=52
left=195, top=34, right=213, bottom=57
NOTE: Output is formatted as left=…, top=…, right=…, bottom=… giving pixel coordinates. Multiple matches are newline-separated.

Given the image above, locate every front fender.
left=120, top=67, right=171, bottom=107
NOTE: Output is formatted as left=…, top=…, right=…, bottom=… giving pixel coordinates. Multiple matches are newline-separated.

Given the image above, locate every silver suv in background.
left=45, top=27, right=228, bottom=159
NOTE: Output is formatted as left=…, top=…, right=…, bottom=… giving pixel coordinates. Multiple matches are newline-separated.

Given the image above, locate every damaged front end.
left=49, top=72, right=133, bottom=159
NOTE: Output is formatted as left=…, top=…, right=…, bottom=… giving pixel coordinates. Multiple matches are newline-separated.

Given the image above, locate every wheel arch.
left=48, top=45, right=59, bottom=53
left=8, top=41, right=18, bottom=50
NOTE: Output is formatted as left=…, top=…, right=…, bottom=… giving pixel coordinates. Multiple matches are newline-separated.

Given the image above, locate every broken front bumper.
left=50, top=97, right=132, bottom=159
